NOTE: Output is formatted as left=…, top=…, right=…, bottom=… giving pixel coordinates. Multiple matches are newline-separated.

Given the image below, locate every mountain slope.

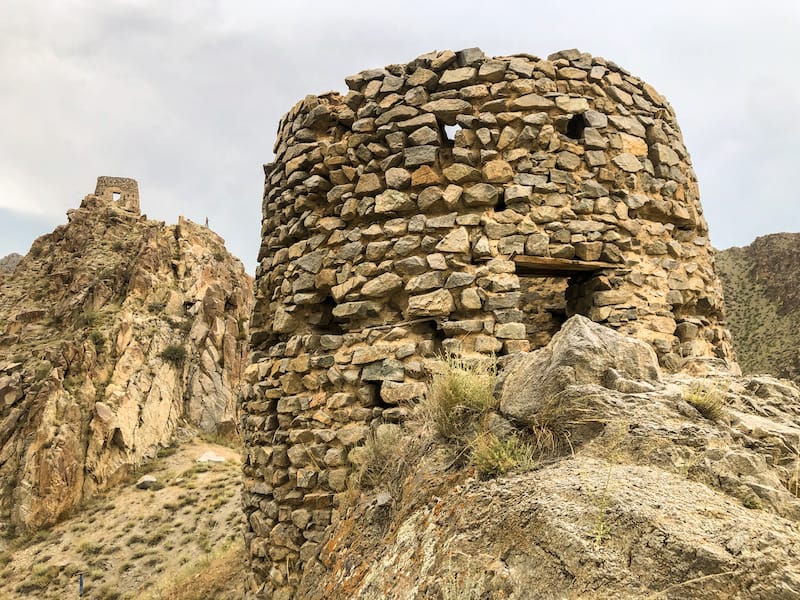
left=0, top=440, right=244, bottom=600
left=0, top=180, right=253, bottom=531
left=716, top=233, right=800, bottom=383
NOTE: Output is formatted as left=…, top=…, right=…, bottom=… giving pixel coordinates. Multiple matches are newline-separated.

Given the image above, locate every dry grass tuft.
left=153, top=542, right=244, bottom=600
left=355, top=424, right=407, bottom=490
left=684, top=382, right=725, bottom=420
left=470, top=432, right=535, bottom=477
left=423, top=354, right=497, bottom=443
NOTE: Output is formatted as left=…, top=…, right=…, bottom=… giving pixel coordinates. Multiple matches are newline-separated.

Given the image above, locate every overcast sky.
left=1, top=0, right=798, bottom=273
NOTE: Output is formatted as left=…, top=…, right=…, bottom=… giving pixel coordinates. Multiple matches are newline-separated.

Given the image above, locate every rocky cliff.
left=298, top=316, right=800, bottom=599
left=717, top=233, right=800, bottom=384
left=0, top=178, right=253, bottom=532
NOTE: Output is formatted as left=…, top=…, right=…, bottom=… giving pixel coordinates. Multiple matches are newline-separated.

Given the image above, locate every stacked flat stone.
left=241, top=48, right=736, bottom=598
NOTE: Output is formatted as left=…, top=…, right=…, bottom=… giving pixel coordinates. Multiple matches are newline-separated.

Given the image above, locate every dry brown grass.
left=150, top=542, right=244, bottom=600
left=0, top=440, right=243, bottom=600
left=423, top=354, right=497, bottom=443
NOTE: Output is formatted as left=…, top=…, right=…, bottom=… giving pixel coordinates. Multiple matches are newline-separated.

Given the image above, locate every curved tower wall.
left=241, top=48, right=735, bottom=597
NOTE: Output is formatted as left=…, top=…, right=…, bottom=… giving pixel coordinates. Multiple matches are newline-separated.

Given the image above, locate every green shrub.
left=148, top=301, right=167, bottom=313
left=89, top=330, right=105, bottom=352
left=159, top=345, right=187, bottom=367
left=77, top=310, right=100, bottom=328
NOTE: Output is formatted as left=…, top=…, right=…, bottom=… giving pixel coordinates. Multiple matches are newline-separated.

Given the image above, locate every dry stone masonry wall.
left=241, top=48, right=736, bottom=598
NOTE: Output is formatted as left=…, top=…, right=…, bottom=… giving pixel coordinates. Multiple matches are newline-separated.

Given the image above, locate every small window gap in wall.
left=112, top=192, right=121, bottom=201
left=442, top=123, right=461, bottom=147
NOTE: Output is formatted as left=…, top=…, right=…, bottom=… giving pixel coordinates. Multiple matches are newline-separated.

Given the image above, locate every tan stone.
left=483, top=160, right=514, bottom=183
left=407, top=289, right=455, bottom=317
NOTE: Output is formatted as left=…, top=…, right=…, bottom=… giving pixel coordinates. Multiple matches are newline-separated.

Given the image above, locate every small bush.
left=77, top=540, right=103, bottom=556
left=425, top=354, right=497, bottom=442
left=89, top=330, right=105, bottom=352
left=77, top=310, right=100, bottom=328
left=148, top=301, right=167, bottom=313
left=684, top=383, right=724, bottom=420
left=159, top=344, right=187, bottom=367
left=471, top=432, right=535, bottom=477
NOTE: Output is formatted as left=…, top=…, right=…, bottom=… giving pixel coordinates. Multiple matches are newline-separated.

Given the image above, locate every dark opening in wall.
left=566, top=114, right=586, bottom=140
left=312, top=296, right=343, bottom=334
left=430, top=319, right=446, bottom=354
left=495, top=195, right=507, bottom=211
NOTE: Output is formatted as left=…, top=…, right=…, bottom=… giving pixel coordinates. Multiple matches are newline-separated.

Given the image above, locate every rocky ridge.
left=298, top=316, right=800, bottom=599
left=716, top=233, right=800, bottom=386
left=0, top=178, right=253, bottom=532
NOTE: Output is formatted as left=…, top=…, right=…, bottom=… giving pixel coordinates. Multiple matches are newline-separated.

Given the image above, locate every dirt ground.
left=0, top=439, right=245, bottom=599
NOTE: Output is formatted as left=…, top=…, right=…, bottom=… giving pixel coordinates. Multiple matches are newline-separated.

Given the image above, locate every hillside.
left=0, top=178, right=253, bottom=533
left=716, top=233, right=800, bottom=383
left=0, top=254, right=23, bottom=287
left=0, top=440, right=244, bottom=599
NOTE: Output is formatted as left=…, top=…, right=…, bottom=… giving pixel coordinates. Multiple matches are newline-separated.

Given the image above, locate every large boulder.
left=499, top=315, right=661, bottom=426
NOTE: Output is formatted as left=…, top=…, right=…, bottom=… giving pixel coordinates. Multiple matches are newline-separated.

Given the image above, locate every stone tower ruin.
left=241, top=48, right=736, bottom=597
left=92, top=176, right=140, bottom=213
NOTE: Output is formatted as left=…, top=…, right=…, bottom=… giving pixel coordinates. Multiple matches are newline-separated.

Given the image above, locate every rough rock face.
left=298, top=317, right=800, bottom=599
left=0, top=177, right=253, bottom=531
left=243, top=47, right=736, bottom=596
left=717, top=233, right=800, bottom=385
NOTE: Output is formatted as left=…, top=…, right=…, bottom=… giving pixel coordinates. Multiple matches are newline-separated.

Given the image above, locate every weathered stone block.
left=407, top=289, right=455, bottom=317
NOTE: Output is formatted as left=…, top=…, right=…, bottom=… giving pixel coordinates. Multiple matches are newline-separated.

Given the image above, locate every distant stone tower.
left=93, top=176, right=140, bottom=214
left=241, top=48, right=737, bottom=597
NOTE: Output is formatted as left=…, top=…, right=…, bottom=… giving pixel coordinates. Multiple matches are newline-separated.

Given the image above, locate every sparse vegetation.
left=0, top=441, right=243, bottom=600
left=77, top=309, right=101, bottom=328
left=89, top=330, right=105, bottom=351
left=352, top=354, right=538, bottom=495
left=355, top=424, right=407, bottom=490
left=147, top=301, right=167, bottom=313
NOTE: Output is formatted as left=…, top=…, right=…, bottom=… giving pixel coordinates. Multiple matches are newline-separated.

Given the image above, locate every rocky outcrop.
left=717, top=233, right=800, bottom=385
left=0, top=177, right=253, bottom=531
left=298, top=316, right=800, bottom=599
left=0, top=253, right=23, bottom=287
left=0, top=253, right=22, bottom=275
